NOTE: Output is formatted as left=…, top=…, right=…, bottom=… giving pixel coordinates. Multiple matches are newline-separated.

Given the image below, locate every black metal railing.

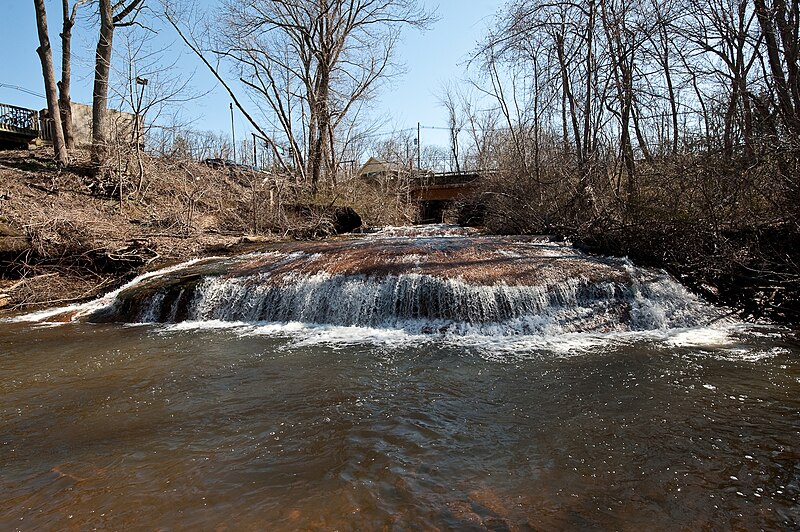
left=0, top=103, right=40, bottom=137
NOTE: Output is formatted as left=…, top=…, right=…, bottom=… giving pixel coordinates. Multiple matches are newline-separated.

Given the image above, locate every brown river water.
left=1, top=227, right=799, bottom=530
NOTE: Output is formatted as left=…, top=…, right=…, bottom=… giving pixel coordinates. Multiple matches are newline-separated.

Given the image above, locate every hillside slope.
left=0, top=148, right=278, bottom=313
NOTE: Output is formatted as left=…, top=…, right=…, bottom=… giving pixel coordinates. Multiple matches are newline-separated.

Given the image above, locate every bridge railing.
left=39, top=116, right=54, bottom=141
left=411, top=171, right=482, bottom=188
left=0, top=103, right=40, bottom=137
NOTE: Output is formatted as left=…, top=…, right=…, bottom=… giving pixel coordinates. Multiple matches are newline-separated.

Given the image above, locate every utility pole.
left=252, top=132, right=257, bottom=168
left=230, top=102, right=236, bottom=162
left=417, top=122, right=421, bottom=170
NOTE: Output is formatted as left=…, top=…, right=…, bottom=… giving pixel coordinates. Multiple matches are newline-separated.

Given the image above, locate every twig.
left=132, top=233, right=189, bottom=239
left=12, top=277, right=117, bottom=310
left=4, top=273, right=59, bottom=292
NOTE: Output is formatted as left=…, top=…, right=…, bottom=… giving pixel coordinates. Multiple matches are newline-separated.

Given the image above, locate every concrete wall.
left=70, top=103, right=93, bottom=147
left=40, top=103, right=140, bottom=148
left=70, top=103, right=140, bottom=148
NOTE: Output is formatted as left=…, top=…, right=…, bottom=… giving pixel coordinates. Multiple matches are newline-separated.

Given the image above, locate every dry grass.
left=0, top=147, right=277, bottom=311
left=0, top=147, right=421, bottom=313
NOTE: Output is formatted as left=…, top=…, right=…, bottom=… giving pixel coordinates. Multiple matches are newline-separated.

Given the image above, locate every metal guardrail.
left=412, top=171, right=483, bottom=188
left=0, top=103, right=40, bottom=137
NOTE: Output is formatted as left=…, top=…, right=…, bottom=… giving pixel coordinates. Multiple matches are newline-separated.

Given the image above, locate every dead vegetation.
left=467, top=147, right=800, bottom=324
left=0, top=147, right=375, bottom=312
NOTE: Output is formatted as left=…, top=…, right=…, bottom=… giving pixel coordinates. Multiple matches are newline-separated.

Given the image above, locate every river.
left=1, top=227, right=799, bottom=529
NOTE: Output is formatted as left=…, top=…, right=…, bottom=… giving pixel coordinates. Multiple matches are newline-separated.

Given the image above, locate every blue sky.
left=0, top=0, right=500, bottom=153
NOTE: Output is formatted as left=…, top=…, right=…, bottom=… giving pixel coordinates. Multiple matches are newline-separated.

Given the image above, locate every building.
left=357, top=157, right=412, bottom=191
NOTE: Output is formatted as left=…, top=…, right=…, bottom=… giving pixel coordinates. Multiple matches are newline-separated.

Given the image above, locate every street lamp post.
left=417, top=122, right=421, bottom=170
left=134, top=77, right=148, bottom=148
left=230, top=102, right=236, bottom=163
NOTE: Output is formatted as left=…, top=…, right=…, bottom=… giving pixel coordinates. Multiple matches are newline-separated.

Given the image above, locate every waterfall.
left=86, top=228, right=721, bottom=334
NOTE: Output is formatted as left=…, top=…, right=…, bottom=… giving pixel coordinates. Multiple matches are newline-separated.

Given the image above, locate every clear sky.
left=0, top=0, right=501, bottom=154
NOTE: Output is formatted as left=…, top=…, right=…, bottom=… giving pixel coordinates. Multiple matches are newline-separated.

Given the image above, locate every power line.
left=354, top=126, right=417, bottom=140
left=0, top=83, right=46, bottom=99
left=420, top=125, right=454, bottom=131
left=354, top=124, right=468, bottom=140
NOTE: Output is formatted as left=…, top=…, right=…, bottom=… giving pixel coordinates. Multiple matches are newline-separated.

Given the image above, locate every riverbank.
left=572, top=222, right=800, bottom=325
left=0, top=148, right=286, bottom=313
left=470, top=152, right=800, bottom=326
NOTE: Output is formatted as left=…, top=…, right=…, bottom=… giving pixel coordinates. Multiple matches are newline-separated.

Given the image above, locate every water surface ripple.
left=1, top=322, right=799, bottom=530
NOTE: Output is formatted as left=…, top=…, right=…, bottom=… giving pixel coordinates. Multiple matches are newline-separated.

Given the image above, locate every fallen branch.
left=11, top=276, right=116, bottom=310
left=25, top=182, right=59, bottom=194
left=4, top=273, right=59, bottom=292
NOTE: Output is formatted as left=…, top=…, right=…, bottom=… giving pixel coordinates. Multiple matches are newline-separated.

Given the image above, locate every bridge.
left=410, top=171, right=486, bottom=223
left=410, top=171, right=481, bottom=201
left=0, top=103, right=40, bottom=147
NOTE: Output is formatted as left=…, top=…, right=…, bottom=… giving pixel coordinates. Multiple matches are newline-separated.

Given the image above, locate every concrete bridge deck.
left=410, top=171, right=483, bottom=201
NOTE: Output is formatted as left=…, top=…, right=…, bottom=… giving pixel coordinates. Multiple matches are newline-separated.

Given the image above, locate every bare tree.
left=33, top=0, right=68, bottom=166
left=58, top=0, right=88, bottom=149
left=753, top=0, right=800, bottom=138
left=210, top=0, right=435, bottom=194
left=160, top=3, right=286, bottom=174
left=683, top=0, right=762, bottom=155
left=91, top=0, right=144, bottom=169
left=107, top=26, right=204, bottom=191
left=459, top=90, right=502, bottom=173
left=641, top=0, right=685, bottom=155
left=600, top=0, right=650, bottom=198
left=439, top=83, right=464, bottom=173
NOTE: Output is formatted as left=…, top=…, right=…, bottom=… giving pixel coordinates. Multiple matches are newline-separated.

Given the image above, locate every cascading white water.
left=166, top=270, right=710, bottom=334
left=84, top=227, right=723, bottom=335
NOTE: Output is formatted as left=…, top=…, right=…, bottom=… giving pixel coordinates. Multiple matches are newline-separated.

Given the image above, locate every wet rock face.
left=87, top=226, right=718, bottom=333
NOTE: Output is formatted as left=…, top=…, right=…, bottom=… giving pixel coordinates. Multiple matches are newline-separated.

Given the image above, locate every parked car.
left=203, top=158, right=266, bottom=187
left=203, top=158, right=253, bottom=171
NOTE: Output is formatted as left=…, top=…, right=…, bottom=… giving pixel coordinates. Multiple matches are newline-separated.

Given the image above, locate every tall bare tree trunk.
left=601, top=3, right=637, bottom=203
left=91, top=0, right=114, bottom=169
left=308, top=67, right=330, bottom=195
left=582, top=0, right=595, bottom=162
left=661, top=38, right=679, bottom=154
left=555, top=33, right=583, bottom=162
left=33, top=0, right=68, bottom=166
left=58, top=0, right=77, bottom=149
left=754, top=0, right=800, bottom=135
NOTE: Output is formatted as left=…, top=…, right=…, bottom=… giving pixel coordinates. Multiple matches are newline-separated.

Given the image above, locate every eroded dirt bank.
left=0, top=148, right=282, bottom=314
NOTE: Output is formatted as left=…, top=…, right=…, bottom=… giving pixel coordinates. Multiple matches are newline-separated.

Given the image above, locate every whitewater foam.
left=147, top=318, right=748, bottom=359
left=11, top=229, right=738, bottom=342
left=9, top=256, right=222, bottom=323
left=101, top=267, right=721, bottom=335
